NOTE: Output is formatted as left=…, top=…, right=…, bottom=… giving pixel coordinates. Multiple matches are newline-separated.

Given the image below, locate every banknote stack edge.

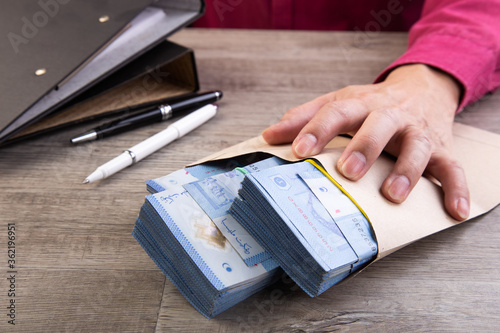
left=229, top=161, right=378, bottom=297
left=133, top=155, right=378, bottom=317
left=133, top=157, right=285, bottom=318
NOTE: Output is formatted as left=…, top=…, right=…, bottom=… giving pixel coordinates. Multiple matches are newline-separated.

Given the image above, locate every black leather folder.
left=0, top=0, right=205, bottom=144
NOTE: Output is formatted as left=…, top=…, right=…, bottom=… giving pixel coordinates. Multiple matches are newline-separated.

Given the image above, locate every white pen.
left=83, top=104, right=218, bottom=184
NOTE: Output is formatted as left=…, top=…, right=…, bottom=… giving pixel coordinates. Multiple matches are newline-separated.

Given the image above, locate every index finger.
left=262, top=95, right=332, bottom=145
left=292, top=98, right=368, bottom=158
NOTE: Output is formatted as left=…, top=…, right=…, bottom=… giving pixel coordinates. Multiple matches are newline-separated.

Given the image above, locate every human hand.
left=262, top=64, right=470, bottom=221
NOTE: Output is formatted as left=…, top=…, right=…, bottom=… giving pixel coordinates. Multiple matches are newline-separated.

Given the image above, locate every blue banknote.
left=146, top=160, right=240, bottom=193
left=146, top=185, right=280, bottom=291
left=229, top=160, right=378, bottom=296
left=184, top=157, right=286, bottom=266
left=299, top=168, right=377, bottom=271
left=135, top=155, right=378, bottom=315
left=133, top=196, right=280, bottom=318
left=247, top=161, right=359, bottom=272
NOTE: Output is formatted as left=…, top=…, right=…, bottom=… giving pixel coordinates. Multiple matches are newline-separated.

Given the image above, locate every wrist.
left=385, top=63, right=462, bottom=113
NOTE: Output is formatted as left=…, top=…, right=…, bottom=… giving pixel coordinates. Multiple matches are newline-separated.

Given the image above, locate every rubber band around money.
left=305, top=159, right=371, bottom=223
left=234, top=167, right=249, bottom=175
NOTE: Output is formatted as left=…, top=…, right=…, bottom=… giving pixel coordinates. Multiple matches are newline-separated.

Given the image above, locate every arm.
left=263, top=0, right=500, bottom=221
left=377, top=0, right=500, bottom=110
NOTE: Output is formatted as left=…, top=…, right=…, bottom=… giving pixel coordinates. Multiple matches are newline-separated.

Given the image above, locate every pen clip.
left=125, top=150, right=137, bottom=164
left=159, top=105, right=173, bottom=120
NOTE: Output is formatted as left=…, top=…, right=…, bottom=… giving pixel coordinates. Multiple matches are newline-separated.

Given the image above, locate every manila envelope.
left=191, top=122, right=500, bottom=261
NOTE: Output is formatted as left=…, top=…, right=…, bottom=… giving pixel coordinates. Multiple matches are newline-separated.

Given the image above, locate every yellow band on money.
left=305, top=159, right=370, bottom=223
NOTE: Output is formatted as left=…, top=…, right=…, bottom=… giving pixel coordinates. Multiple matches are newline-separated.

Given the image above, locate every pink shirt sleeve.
left=376, top=0, right=500, bottom=111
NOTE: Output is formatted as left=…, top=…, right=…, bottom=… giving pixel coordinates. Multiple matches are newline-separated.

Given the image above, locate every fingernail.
left=294, top=134, right=317, bottom=157
left=387, top=175, right=410, bottom=202
left=339, top=151, right=366, bottom=179
left=456, top=197, right=470, bottom=220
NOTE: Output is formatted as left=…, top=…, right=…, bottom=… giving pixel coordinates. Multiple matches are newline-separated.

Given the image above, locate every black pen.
left=70, top=90, right=223, bottom=143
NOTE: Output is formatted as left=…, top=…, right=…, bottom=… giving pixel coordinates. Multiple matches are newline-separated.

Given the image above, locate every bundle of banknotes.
left=229, top=160, right=378, bottom=296
left=133, top=155, right=378, bottom=317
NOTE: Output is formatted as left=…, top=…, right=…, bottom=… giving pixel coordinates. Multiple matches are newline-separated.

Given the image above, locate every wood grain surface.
left=1, top=28, right=499, bottom=333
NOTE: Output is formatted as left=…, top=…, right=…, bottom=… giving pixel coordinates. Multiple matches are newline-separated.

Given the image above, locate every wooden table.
left=1, top=28, right=499, bottom=332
